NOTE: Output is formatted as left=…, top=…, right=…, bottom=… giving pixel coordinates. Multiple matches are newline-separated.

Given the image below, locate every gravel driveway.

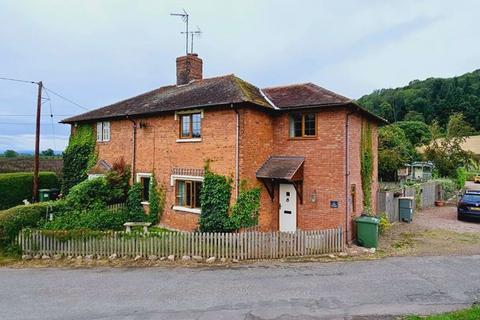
left=413, top=181, right=480, bottom=233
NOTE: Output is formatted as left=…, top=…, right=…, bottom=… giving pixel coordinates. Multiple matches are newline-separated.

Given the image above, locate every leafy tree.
left=424, top=116, right=474, bottom=177
left=446, top=112, right=475, bottom=137
left=358, top=69, right=480, bottom=131
left=3, top=150, right=18, bottom=158
left=41, top=148, right=55, bottom=157
left=394, top=121, right=432, bottom=146
left=403, top=110, right=425, bottom=122
left=378, top=125, right=413, bottom=181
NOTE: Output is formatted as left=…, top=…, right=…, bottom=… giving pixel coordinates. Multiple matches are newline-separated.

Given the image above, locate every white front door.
left=279, top=183, right=297, bottom=232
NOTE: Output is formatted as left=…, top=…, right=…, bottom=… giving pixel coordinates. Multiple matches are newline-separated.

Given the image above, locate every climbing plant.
left=148, top=174, right=166, bottom=224
left=228, top=183, right=261, bottom=230
left=61, top=124, right=96, bottom=194
left=360, top=121, right=374, bottom=212
left=199, top=170, right=232, bottom=232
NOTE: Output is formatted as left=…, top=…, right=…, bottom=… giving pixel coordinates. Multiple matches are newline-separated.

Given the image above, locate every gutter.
left=345, top=110, right=355, bottom=245
left=126, top=115, right=137, bottom=182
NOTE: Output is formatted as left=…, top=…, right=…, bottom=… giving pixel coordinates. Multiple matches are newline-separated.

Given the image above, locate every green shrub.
left=126, top=183, right=146, bottom=221
left=148, top=175, right=165, bottom=225
left=64, top=178, right=113, bottom=211
left=433, top=178, right=457, bottom=201
left=199, top=171, right=232, bottom=232
left=456, top=167, right=467, bottom=189
left=0, top=202, right=52, bottom=247
left=377, top=213, right=392, bottom=235
left=62, top=124, right=96, bottom=194
left=42, top=207, right=129, bottom=231
left=0, top=172, right=59, bottom=210
left=228, top=186, right=261, bottom=230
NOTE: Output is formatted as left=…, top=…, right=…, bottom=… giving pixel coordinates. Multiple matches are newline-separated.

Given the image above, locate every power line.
left=0, top=114, right=73, bottom=117
left=0, top=77, right=37, bottom=84
left=43, top=86, right=89, bottom=111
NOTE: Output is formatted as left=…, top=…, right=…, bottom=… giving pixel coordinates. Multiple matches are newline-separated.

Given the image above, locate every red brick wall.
left=85, top=104, right=379, bottom=236
left=271, top=109, right=347, bottom=231
left=238, top=108, right=275, bottom=231
left=94, top=108, right=237, bottom=231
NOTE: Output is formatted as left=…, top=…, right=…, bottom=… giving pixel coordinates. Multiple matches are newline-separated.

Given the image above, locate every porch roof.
left=256, top=156, right=304, bottom=181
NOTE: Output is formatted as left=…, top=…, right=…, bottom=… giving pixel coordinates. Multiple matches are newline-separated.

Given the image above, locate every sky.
left=0, top=0, right=479, bottom=152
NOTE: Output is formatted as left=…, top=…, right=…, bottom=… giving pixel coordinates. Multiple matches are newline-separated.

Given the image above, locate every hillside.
left=358, top=69, right=480, bottom=130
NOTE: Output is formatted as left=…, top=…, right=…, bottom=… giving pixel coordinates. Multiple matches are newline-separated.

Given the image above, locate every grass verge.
left=404, top=304, right=480, bottom=319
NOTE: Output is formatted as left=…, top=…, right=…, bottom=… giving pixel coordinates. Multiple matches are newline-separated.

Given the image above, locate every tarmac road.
left=1, top=255, right=480, bottom=319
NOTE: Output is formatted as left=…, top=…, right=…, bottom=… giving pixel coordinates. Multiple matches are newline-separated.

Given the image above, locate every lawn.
left=405, top=304, right=480, bottom=320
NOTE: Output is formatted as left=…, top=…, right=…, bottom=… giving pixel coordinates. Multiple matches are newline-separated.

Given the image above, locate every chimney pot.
left=176, top=54, right=203, bottom=85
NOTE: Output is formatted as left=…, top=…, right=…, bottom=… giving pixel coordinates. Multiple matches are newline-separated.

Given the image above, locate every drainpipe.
left=345, top=110, right=355, bottom=245
left=127, top=116, right=137, bottom=182
left=232, top=104, right=240, bottom=198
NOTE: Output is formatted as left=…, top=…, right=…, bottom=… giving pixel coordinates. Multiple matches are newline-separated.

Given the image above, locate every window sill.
left=172, top=206, right=201, bottom=214
left=176, top=138, right=202, bottom=143
left=288, top=136, right=318, bottom=140
left=141, top=201, right=150, bottom=206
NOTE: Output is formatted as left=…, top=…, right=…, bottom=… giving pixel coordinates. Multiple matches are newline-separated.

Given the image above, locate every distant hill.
left=358, top=69, right=480, bottom=130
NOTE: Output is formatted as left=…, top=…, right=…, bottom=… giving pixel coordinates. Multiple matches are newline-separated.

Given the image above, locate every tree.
left=3, top=150, right=18, bottom=158
left=424, top=116, right=474, bottom=177
left=378, top=125, right=413, bottom=181
left=446, top=112, right=475, bottom=138
left=403, top=111, right=425, bottom=122
left=41, top=148, right=55, bottom=157
left=394, top=121, right=432, bottom=147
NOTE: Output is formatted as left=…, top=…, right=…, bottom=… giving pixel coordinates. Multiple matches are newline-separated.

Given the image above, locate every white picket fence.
left=18, top=227, right=344, bottom=260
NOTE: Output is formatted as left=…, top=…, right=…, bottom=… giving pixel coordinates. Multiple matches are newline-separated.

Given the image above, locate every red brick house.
left=61, top=54, right=384, bottom=241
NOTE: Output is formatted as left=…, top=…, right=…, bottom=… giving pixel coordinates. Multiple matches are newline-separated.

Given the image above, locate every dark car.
left=458, top=190, right=480, bottom=221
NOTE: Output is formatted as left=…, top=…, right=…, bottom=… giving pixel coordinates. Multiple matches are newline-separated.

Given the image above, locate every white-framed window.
left=174, top=110, right=204, bottom=142
left=136, top=173, right=152, bottom=204
left=171, top=174, right=203, bottom=214
left=96, top=121, right=110, bottom=142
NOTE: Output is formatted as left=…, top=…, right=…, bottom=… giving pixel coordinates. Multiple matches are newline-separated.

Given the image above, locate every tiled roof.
left=262, top=83, right=351, bottom=109
left=61, top=75, right=387, bottom=124
left=61, top=75, right=272, bottom=123
left=256, top=156, right=305, bottom=180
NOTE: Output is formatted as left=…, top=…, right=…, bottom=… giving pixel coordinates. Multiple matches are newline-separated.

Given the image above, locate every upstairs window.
left=96, top=121, right=110, bottom=142
left=289, top=113, right=316, bottom=138
left=180, top=113, right=201, bottom=139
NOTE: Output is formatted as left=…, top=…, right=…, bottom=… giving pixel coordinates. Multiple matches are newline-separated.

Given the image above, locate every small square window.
left=289, top=113, right=316, bottom=138
left=179, top=113, right=201, bottom=139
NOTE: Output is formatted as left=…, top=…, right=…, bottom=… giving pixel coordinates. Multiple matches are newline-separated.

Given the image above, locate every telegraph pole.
left=32, top=81, right=42, bottom=202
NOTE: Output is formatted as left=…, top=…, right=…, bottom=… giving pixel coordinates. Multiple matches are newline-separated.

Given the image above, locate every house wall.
left=84, top=104, right=379, bottom=238
left=94, top=108, right=238, bottom=231
left=271, top=109, right=347, bottom=231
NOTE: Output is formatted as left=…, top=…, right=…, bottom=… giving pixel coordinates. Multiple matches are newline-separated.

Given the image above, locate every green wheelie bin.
left=356, top=215, right=379, bottom=248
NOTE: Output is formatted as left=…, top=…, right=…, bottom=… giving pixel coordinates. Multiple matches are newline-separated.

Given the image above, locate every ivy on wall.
left=148, top=174, right=166, bottom=225
left=61, top=124, right=97, bottom=194
left=199, top=165, right=261, bottom=232
left=360, top=121, right=374, bottom=212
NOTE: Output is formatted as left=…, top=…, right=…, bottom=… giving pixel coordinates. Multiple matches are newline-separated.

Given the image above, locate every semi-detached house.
left=61, top=54, right=385, bottom=242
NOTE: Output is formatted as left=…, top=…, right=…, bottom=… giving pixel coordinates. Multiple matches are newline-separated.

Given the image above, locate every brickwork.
left=90, top=104, right=378, bottom=238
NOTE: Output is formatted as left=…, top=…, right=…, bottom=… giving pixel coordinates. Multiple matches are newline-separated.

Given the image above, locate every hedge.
left=0, top=202, right=51, bottom=247
left=0, top=172, right=59, bottom=210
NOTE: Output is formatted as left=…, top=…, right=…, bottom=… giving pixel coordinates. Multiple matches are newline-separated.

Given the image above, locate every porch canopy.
left=256, top=156, right=304, bottom=203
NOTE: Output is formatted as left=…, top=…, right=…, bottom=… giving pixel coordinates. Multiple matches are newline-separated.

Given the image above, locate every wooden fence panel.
left=18, top=227, right=344, bottom=261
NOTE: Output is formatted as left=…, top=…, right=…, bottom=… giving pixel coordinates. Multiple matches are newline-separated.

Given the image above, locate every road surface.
left=1, top=255, right=480, bottom=319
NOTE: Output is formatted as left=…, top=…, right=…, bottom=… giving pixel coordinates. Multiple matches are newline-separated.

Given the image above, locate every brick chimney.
left=176, top=54, right=203, bottom=85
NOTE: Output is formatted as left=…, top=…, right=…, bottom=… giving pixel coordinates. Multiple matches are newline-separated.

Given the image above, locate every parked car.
left=458, top=190, right=480, bottom=221
left=474, top=174, right=480, bottom=183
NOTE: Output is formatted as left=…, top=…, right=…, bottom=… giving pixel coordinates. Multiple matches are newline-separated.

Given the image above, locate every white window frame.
left=171, top=175, right=204, bottom=214
left=96, top=121, right=111, bottom=142
left=136, top=173, right=152, bottom=205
